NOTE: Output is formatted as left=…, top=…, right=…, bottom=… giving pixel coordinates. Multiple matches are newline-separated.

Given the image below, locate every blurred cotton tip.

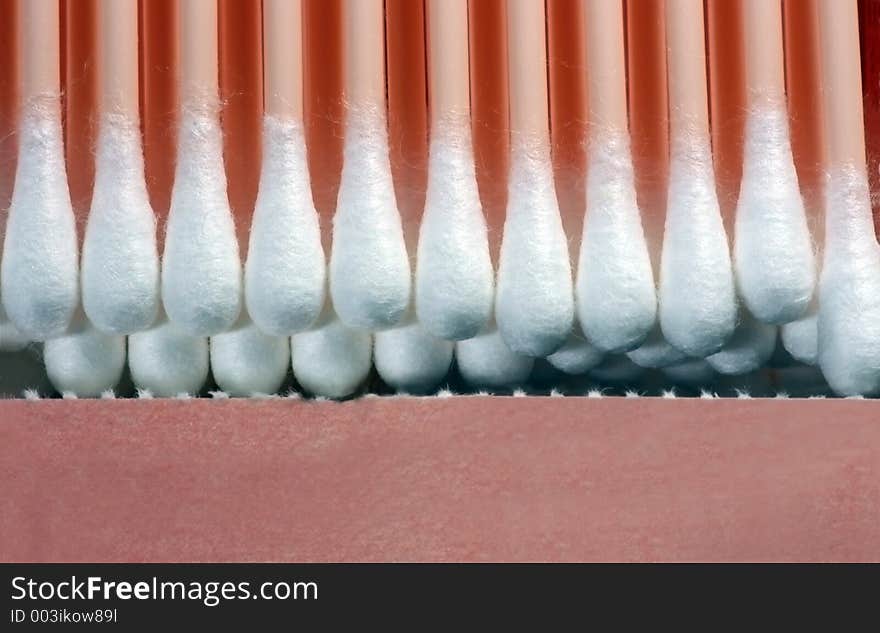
left=577, top=132, right=656, bottom=352
left=1, top=98, right=78, bottom=340
left=128, top=314, right=209, bottom=396
left=291, top=309, right=372, bottom=398
left=659, top=133, right=736, bottom=356
left=416, top=117, right=493, bottom=340
left=781, top=303, right=817, bottom=365
left=496, top=140, right=573, bottom=356
left=734, top=103, right=815, bottom=324
left=374, top=319, right=453, bottom=393
left=817, top=166, right=880, bottom=396
left=626, top=324, right=686, bottom=368
left=162, top=102, right=241, bottom=336
left=330, top=105, right=410, bottom=330
left=82, top=113, right=159, bottom=334
left=0, top=306, right=29, bottom=352
left=455, top=326, right=534, bottom=388
left=210, top=315, right=290, bottom=396
left=546, top=327, right=604, bottom=375
left=662, top=358, right=716, bottom=387
left=589, top=355, right=645, bottom=384
left=44, top=314, right=126, bottom=397
left=706, top=309, right=777, bottom=375
left=245, top=116, right=325, bottom=335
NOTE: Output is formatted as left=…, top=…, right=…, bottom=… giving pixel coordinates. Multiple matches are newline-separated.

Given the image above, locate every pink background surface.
left=2, top=397, right=879, bottom=562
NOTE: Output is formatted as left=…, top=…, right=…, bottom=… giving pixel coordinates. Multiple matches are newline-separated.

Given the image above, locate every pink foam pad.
left=2, top=397, right=879, bottom=561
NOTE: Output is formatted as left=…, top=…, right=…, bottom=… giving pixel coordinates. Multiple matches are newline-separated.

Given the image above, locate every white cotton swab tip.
left=659, top=134, right=737, bottom=356
left=374, top=320, right=454, bottom=394
left=43, top=315, right=126, bottom=397
left=128, top=316, right=210, bottom=397
left=0, top=305, right=29, bottom=352
left=577, top=132, right=656, bottom=353
left=734, top=103, right=815, bottom=324
left=1, top=100, right=78, bottom=340
left=495, top=141, right=574, bottom=356
left=626, top=324, right=687, bottom=368
left=210, top=316, right=290, bottom=397
left=291, top=309, right=373, bottom=399
left=706, top=310, right=777, bottom=376
left=455, top=326, right=534, bottom=389
left=546, top=329, right=604, bottom=375
left=781, top=306, right=818, bottom=365
left=817, top=166, right=880, bottom=396
left=245, top=116, right=325, bottom=336
left=415, top=119, right=494, bottom=341
left=81, top=112, right=160, bottom=334
left=161, top=105, right=242, bottom=336
left=330, top=106, right=411, bottom=331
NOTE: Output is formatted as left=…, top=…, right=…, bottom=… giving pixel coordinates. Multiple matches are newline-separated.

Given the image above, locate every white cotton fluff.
left=81, top=112, right=159, bottom=334
left=496, top=140, right=573, bottom=356
left=817, top=166, right=880, bottom=396
left=577, top=132, right=656, bottom=352
left=706, top=309, right=777, bottom=375
left=1, top=99, right=78, bottom=340
left=128, top=314, right=209, bottom=396
left=455, top=325, right=534, bottom=388
left=161, top=103, right=241, bottom=336
left=374, top=319, right=454, bottom=393
left=43, top=314, right=126, bottom=397
left=291, top=309, right=372, bottom=398
left=659, top=132, right=737, bottom=356
left=245, top=116, right=325, bottom=335
left=329, top=105, right=410, bottom=330
left=0, top=305, right=29, bottom=352
left=781, top=302, right=817, bottom=365
left=415, top=117, right=493, bottom=340
left=661, top=358, right=716, bottom=386
left=210, top=315, right=290, bottom=396
left=588, top=354, right=645, bottom=384
left=546, top=326, right=604, bottom=375
left=734, top=104, right=815, bottom=324
left=626, top=324, right=687, bottom=368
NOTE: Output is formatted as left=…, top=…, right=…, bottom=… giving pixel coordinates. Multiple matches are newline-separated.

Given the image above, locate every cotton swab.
left=659, top=0, right=736, bottom=357
left=816, top=0, right=880, bottom=396
left=781, top=301, right=818, bottom=365
left=291, top=308, right=372, bottom=398
left=210, top=316, right=290, bottom=397
left=576, top=0, right=655, bottom=353
left=494, top=0, right=573, bottom=358
left=780, top=0, right=825, bottom=367
left=161, top=0, right=241, bottom=336
left=455, top=325, right=534, bottom=389
left=624, top=0, right=685, bottom=370
left=734, top=0, right=815, bottom=325
left=374, top=321, right=453, bottom=393
left=329, top=0, right=410, bottom=331
left=81, top=0, right=159, bottom=335
left=546, top=328, right=604, bottom=376
left=1, top=0, right=78, bottom=340
left=44, top=313, right=126, bottom=397
left=627, top=325, right=686, bottom=368
left=128, top=314, right=209, bottom=397
left=374, top=1, right=457, bottom=394
left=0, top=306, right=28, bottom=352
left=706, top=311, right=777, bottom=375
left=244, top=0, right=324, bottom=336
left=415, top=0, right=493, bottom=341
